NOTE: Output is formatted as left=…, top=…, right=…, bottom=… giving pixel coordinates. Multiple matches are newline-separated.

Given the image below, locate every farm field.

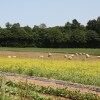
left=1, top=75, right=100, bottom=100
left=0, top=48, right=100, bottom=100
left=0, top=58, right=100, bottom=86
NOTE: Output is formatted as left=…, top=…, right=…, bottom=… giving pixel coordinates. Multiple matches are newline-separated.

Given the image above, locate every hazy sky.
left=0, top=0, right=100, bottom=27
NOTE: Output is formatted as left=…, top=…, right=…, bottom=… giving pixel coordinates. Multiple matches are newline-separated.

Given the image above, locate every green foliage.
left=0, top=76, right=52, bottom=100
left=0, top=17, right=100, bottom=48
left=1, top=79, right=100, bottom=100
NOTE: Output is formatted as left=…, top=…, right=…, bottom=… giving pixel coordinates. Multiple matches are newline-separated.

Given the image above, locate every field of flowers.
left=0, top=58, right=100, bottom=86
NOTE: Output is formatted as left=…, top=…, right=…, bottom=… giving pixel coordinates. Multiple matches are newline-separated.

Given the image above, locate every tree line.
left=0, top=17, right=100, bottom=48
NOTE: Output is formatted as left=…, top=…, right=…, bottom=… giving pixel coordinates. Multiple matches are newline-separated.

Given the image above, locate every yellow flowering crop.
left=0, top=58, right=100, bottom=86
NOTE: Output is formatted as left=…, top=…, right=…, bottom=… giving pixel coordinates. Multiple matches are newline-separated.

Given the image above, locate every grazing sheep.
left=68, top=56, right=73, bottom=60
left=85, top=54, right=90, bottom=58
left=79, top=53, right=82, bottom=55
left=71, top=54, right=75, bottom=57
left=8, top=56, right=11, bottom=58
left=75, top=53, right=78, bottom=56
left=48, top=52, right=52, bottom=57
left=82, top=53, right=86, bottom=55
left=13, top=56, right=16, bottom=58
left=97, top=56, right=100, bottom=59
left=64, top=54, right=67, bottom=58
left=39, top=55, right=44, bottom=58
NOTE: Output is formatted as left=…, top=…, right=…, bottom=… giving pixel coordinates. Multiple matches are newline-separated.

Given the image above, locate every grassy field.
left=0, top=47, right=100, bottom=55
left=0, top=58, right=100, bottom=86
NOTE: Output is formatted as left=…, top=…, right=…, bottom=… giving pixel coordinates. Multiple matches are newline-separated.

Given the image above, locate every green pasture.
left=0, top=47, right=100, bottom=55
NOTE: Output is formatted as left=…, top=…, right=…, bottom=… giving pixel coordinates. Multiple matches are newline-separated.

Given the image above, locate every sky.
left=0, top=0, right=100, bottom=27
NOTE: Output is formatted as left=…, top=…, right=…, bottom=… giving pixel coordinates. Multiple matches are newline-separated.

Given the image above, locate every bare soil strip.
left=0, top=71, right=100, bottom=96
left=0, top=51, right=100, bottom=60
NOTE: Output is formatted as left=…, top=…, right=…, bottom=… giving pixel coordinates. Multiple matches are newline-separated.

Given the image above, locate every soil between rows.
left=0, top=72, right=100, bottom=96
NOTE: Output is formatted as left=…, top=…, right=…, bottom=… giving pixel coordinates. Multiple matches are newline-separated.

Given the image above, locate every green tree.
left=71, top=19, right=80, bottom=29
left=71, top=29, right=86, bottom=48
left=39, top=23, right=47, bottom=29
left=86, top=30, right=99, bottom=48
left=86, top=19, right=97, bottom=32
left=46, top=28, right=63, bottom=47
left=96, top=16, right=100, bottom=35
left=5, top=22, right=12, bottom=29
left=65, top=22, right=71, bottom=30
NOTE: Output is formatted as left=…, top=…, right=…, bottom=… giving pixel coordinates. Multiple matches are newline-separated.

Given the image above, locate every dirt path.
left=0, top=51, right=100, bottom=60
left=0, top=72, right=100, bottom=96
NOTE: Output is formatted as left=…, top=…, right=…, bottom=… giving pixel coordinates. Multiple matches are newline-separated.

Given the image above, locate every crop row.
left=0, top=75, right=100, bottom=100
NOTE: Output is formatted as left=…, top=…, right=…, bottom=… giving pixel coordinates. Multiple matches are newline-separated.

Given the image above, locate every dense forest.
left=0, top=17, right=100, bottom=48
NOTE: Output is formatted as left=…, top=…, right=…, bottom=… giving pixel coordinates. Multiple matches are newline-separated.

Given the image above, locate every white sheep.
left=97, top=56, right=100, bottom=59
left=13, top=56, right=16, bottom=58
left=48, top=52, right=52, bottom=57
left=85, top=54, right=90, bottom=58
left=70, top=54, right=75, bottom=57
left=82, top=53, right=86, bottom=55
left=79, top=53, right=82, bottom=55
left=39, top=55, right=44, bottom=58
left=64, top=54, right=67, bottom=58
left=75, top=53, right=78, bottom=56
left=68, top=56, right=73, bottom=60
left=8, top=56, right=11, bottom=58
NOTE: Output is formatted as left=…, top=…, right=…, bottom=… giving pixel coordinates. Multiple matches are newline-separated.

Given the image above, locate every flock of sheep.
left=8, top=56, right=16, bottom=58
left=39, top=52, right=100, bottom=60
left=7, top=52, right=100, bottom=60
left=65, top=53, right=100, bottom=60
left=39, top=52, right=52, bottom=58
left=64, top=53, right=91, bottom=60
